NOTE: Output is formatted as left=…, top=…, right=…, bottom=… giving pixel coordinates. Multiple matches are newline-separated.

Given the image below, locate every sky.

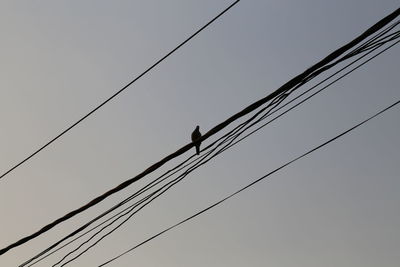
left=0, top=0, right=399, bottom=266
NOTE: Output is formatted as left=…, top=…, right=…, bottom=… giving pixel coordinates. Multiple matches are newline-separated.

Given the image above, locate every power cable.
left=0, top=0, right=241, bottom=182
left=49, top=39, right=400, bottom=265
left=99, top=98, right=400, bottom=266
left=19, top=16, right=400, bottom=266
left=2, top=6, right=399, bottom=256
left=222, top=39, right=400, bottom=154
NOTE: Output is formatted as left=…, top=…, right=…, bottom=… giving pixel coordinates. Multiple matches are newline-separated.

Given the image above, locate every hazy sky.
left=0, top=1, right=399, bottom=266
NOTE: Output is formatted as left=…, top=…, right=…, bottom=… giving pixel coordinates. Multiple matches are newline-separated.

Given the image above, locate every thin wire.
left=7, top=7, right=400, bottom=258
left=53, top=43, right=399, bottom=263
left=66, top=36, right=400, bottom=266
left=30, top=94, right=288, bottom=266
left=48, top=94, right=287, bottom=266
left=99, top=98, right=400, bottom=266
left=222, top=39, right=400, bottom=153
left=0, top=0, right=241, bottom=182
left=55, top=144, right=218, bottom=266
left=300, top=20, right=400, bottom=84
left=21, top=145, right=213, bottom=266
left=0, top=1, right=244, bottom=256
left=213, top=27, right=400, bottom=153
left=21, top=149, right=213, bottom=266
left=22, top=24, right=400, bottom=267
left=346, top=20, right=400, bottom=57
left=218, top=19, right=400, bottom=147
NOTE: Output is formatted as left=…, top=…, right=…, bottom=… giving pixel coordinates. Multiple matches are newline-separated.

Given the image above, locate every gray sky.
left=0, top=1, right=399, bottom=266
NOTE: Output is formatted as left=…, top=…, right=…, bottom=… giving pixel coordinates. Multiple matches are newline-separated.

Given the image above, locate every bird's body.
left=191, top=125, right=202, bottom=155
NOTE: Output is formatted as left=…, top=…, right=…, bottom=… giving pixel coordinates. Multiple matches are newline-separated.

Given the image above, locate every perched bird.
left=191, top=125, right=202, bottom=155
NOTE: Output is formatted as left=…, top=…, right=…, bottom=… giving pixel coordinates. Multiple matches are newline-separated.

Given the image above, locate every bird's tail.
left=195, top=145, right=200, bottom=155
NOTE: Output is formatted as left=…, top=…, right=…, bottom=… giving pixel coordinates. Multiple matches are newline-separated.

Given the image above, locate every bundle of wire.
left=20, top=18, right=400, bottom=267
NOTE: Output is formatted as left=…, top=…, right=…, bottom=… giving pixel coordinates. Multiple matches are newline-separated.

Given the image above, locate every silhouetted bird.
left=191, top=125, right=202, bottom=155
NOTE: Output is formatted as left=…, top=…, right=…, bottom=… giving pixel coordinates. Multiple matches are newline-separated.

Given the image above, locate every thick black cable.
left=21, top=148, right=213, bottom=267
left=47, top=83, right=396, bottom=266
left=24, top=145, right=217, bottom=266
left=88, top=34, right=400, bottom=265
left=29, top=93, right=287, bottom=266
left=346, top=20, right=400, bottom=57
left=51, top=102, right=269, bottom=266
left=301, top=21, right=400, bottom=84
left=4, top=6, right=399, bottom=257
left=214, top=28, right=400, bottom=151
left=52, top=45, right=399, bottom=263
left=217, top=19, right=400, bottom=148
left=99, top=98, right=400, bottom=266
left=22, top=25, right=400, bottom=266
left=55, top=143, right=219, bottom=266
left=53, top=193, right=157, bottom=267
left=222, top=39, right=400, bottom=153
left=0, top=1, right=243, bottom=256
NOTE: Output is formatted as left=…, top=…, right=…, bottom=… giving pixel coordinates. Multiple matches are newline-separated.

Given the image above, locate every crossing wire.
left=99, top=98, right=400, bottom=266
left=2, top=5, right=399, bottom=257
left=32, top=33, right=400, bottom=266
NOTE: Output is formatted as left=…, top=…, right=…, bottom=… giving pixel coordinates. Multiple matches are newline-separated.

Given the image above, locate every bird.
left=191, top=125, right=202, bottom=155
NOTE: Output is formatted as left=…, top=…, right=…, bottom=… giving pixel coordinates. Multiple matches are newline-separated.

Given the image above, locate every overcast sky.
left=0, top=1, right=399, bottom=266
